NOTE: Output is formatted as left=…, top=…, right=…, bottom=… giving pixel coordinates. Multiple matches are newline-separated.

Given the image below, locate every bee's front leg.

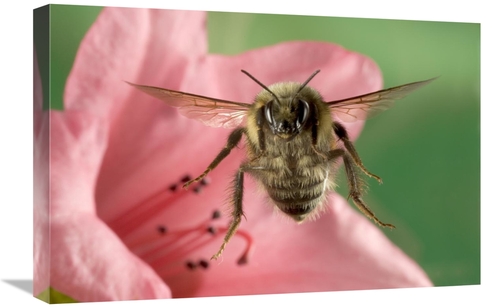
left=310, top=101, right=328, bottom=160
left=333, top=121, right=383, bottom=183
left=248, top=105, right=267, bottom=164
left=183, top=127, right=246, bottom=189
left=211, top=163, right=249, bottom=260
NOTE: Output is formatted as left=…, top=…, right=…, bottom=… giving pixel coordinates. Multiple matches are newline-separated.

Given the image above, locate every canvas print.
left=33, top=4, right=480, bottom=303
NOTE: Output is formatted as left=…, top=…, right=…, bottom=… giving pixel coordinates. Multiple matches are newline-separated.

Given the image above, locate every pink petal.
left=61, top=7, right=210, bottom=222
left=50, top=111, right=107, bottom=214
left=184, top=41, right=383, bottom=140
left=33, top=47, right=50, bottom=296
left=158, top=182, right=431, bottom=297
left=64, top=7, right=207, bottom=117
left=45, top=111, right=171, bottom=301
left=187, top=41, right=381, bottom=103
left=36, top=8, right=209, bottom=299
left=201, top=194, right=431, bottom=296
left=50, top=212, right=171, bottom=301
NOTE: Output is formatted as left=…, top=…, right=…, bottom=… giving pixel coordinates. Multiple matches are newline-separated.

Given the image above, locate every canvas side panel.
left=33, top=4, right=51, bottom=303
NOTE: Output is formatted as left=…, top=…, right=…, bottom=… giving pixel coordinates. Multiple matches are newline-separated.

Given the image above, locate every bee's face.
left=257, top=82, right=323, bottom=140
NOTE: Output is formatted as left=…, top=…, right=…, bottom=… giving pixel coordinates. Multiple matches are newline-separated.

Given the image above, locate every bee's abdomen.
left=255, top=161, right=329, bottom=219
left=266, top=176, right=325, bottom=203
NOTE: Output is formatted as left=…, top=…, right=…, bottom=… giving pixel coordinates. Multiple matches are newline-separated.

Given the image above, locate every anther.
left=157, top=225, right=167, bottom=235
left=210, top=226, right=255, bottom=266
left=193, top=186, right=202, bottom=194
left=200, top=177, right=211, bottom=186
left=186, top=260, right=197, bottom=270
left=212, top=210, right=221, bottom=220
left=109, top=178, right=197, bottom=238
left=199, top=259, right=209, bottom=269
left=181, top=175, right=192, bottom=183
left=237, top=255, right=249, bottom=266
left=133, top=208, right=253, bottom=277
left=207, top=226, right=217, bottom=235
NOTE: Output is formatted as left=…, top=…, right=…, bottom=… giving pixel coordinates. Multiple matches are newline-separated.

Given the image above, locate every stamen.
left=130, top=210, right=254, bottom=282
left=198, top=259, right=209, bottom=269
left=208, top=226, right=255, bottom=266
left=157, top=225, right=167, bottom=235
left=110, top=171, right=255, bottom=280
left=108, top=175, right=210, bottom=238
left=193, top=186, right=202, bottom=194
left=180, top=175, right=192, bottom=183
left=156, top=259, right=196, bottom=278
left=186, top=260, right=197, bottom=270
left=138, top=210, right=222, bottom=264
left=145, top=225, right=211, bottom=265
left=149, top=236, right=216, bottom=277
left=212, top=210, right=221, bottom=220
left=207, top=226, right=217, bottom=235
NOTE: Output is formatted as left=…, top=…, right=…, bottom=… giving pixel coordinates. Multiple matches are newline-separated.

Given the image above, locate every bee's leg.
left=211, top=163, right=248, bottom=260
left=328, top=148, right=395, bottom=229
left=255, top=106, right=266, bottom=153
left=333, top=121, right=382, bottom=183
left=183, top=127, right=245, bottom=189
left=247, top=106, right=266, bottom=164
left=310, top=103, right=328, bottom=159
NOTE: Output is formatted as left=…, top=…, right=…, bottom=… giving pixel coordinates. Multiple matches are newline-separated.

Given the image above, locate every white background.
left=0, top=0, right=497, bottom=307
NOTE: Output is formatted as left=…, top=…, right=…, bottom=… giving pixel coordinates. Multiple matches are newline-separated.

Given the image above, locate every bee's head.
left=263, top=91, right=311, bottom=140
left=243, top=70, right=321, bottom=141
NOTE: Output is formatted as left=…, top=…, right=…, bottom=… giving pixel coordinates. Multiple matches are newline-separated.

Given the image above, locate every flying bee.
left=127, top=70, right=435, bottom=261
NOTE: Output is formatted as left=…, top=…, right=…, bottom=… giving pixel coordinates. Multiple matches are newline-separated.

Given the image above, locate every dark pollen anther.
left=157, top=225, right=167, bottom=234
left=237, top=255, right=248, bottom=266
left=200, top=177, right=210, bottom=186
left=207, top=226, right=217, bottom=235
left=181, top=175, right=192, bottom=183
left=212, top=210, right=221, bottom=220
left=168, top=184, right=177, bottom=192
left=186, top=260, right=197, bottom=270
left=199, top=259, right=209, bottom=269
left=193, top=186, right=202, bottom=194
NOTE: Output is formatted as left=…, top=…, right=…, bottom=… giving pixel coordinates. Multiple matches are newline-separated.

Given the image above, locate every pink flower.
left=33, top=7, right=432, bottom=302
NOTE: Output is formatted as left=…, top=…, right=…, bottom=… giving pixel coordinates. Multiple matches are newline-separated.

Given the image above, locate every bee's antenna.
left=293, top=70, right=321, bottom=100
left=241, top=70, right=281, bottom=103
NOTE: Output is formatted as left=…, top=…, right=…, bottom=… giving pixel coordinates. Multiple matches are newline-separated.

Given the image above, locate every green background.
left=40, top=5, right=480, bottom=288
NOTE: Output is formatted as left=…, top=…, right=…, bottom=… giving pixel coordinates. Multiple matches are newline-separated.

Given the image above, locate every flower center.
left=105, top=175, right=254, bottom=280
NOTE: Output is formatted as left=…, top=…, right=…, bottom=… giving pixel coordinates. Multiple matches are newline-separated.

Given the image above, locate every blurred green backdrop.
left=42, top=5, right=480, bottom=287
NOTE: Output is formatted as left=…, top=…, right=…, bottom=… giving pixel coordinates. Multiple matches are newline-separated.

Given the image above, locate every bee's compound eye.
left=264, top=100, right=275, bottom=126
left=296, top=99, right=310, bottom=128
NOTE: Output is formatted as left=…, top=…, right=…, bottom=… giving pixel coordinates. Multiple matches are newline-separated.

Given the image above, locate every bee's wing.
left=127, top=82, right=251, bottom=129
left=326, top=77, right=437, bottom=122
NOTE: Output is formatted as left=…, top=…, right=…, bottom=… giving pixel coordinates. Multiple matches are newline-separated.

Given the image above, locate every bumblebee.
left=128, top=70, right=435, bottom=260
